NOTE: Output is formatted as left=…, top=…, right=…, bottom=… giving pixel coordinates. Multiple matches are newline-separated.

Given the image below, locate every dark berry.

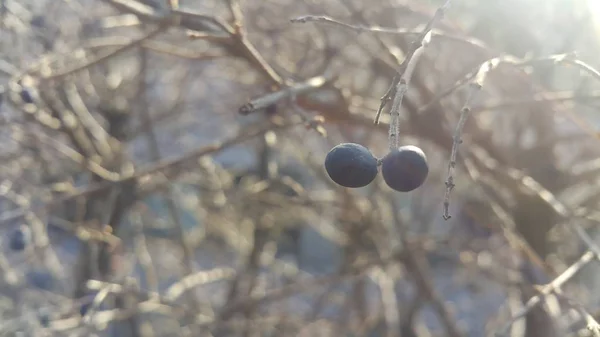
left=324, top=143, right=378, bottom=188
left=9, top=226, right=30, bottom=251
left=381, top=145, right=429, bottom=192
left=20, top=88, right=34, bottom=104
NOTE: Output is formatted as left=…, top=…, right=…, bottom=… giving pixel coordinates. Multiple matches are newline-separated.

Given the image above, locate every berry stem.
left=388, top=33, right=431, bottom=151
left=384, top=1, right=451, bottom=151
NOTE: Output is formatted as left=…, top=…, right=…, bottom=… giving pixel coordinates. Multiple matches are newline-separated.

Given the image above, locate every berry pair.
left=324, top=143, right=428, bottom=192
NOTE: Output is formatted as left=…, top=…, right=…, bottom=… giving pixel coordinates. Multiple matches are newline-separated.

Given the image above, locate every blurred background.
left=1, top=0, right=600, bottom=336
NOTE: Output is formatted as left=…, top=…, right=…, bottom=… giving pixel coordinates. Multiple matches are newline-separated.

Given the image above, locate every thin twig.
left=109, top=0, right=285, bottom=87
left=465, top=146, right=600, bottom=334
left=389, top=196, right=465, bottom=337
left=437, top=52, right=600, bottom=219
left=443, top=56, right=512, bottom=220
left=136, top=46, right=202, bottom=315
left=289, top=14, right=487, bottom=49
left=130, top=210, right=159, bottom=296
left=374, top=0, right=452, bottom=126
left=495, top=251, right=596, bottom=336
left=42, top=22, right=171, bottom=81
left=239, top=73, right=332, bottom=114
left=470, top=90, right=600, bottom=113
left=388, top=31, right=432, bottom=150
left=0, top=117, right=305, bottom=227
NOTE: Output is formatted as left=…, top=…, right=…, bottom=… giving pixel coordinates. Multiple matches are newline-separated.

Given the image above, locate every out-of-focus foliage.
left=0, top=0, right=600, bottom=336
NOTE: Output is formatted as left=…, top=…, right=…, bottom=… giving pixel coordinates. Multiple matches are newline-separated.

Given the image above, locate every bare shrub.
left=1, top=0, right=600, bottom=336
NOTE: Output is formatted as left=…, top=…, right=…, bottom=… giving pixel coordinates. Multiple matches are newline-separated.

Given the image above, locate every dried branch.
left=496, top=251, right=597, bottom=336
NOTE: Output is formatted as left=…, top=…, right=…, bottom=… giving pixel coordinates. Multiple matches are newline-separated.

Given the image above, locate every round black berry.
left=324, top=143, right=378, bottom=188
left=381, top=145, right=429, bottom=192
left=9, top=226, right=30, bottom=251
left=20, top=88, right=34, bottom=104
